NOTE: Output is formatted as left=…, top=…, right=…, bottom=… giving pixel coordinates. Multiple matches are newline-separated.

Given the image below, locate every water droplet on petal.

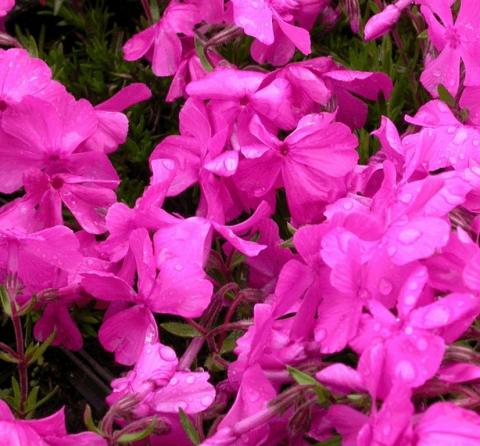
left=160, top=346, right=177, bottom=362
left=343, top=201, right=353, bottom=210
left=404, top=294, right=416, bottom=305
left=453, top=128, right=468, bottom=145
left=398, top=228, right=422, bottom=244
left=224, top=158, right=237, bottom=172
left=175, top=263, right=183, bottom=271
left=387, top=245, right=397, bottom=256
left=447, top=126, right=456, bottom=134
left=176, top=401, right=188, bottom=410
left=162, top=159, right=175, bottom=170
left=186, top=375, right=195, bottom=384
left=417, top=338, right=428, bottom=351
left=396, top=360, right=416, bottom=382
left=201, top=395, right=214, bottom=407
left=399, top=192, right=413, bottom=204
left=170, top=377, right=178, bottom=386
left=425, top=306, right=450, bottom=325
left=437, top=102, right=449, bottom=112
left=378, top=278, right=393, bottom=296
left=404, top=326, right=413, bottom=335
left=473, top=139, right=480, bottom=147
left=316, top=328, right=327, bottom=342
left=248, top=391, right=259, bottom=403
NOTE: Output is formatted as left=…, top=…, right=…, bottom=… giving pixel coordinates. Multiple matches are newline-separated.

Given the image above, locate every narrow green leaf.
left=0, top=286, right=11, bottom=316
left=83, top=404, right=103, bottom=435
left=117, top=418, right=157, bottom=444
left=287, top=366, right=319, bottom=387
left=54, top=0, right=65, bottom=15
left=314, top=436, right=342, bottom=446
left=160, top=322, right=201, bottom=338
left=178, top=408, right=201, bottom=445
left=0, top=351, right=18, bottom=364
left=194, top=38, right=213, bottom=72
left=437, top=84, right=455, bottom=107
left=27, top=330, right=56, bottom=366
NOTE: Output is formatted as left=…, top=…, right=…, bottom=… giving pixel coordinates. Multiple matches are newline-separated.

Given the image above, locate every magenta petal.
left=232, top=0, right=274, bottom=45
left=81, top=272, right=136, bottom=302
left=123, top=24, right=155, bottom=61
left=152, top=371, right=215, bottom=414
left=99, top=305, right=156, bottom=365
left=316, top=364, right=365, bottom=395
left=96, top=83, right=152, bottom=112
left=415, top=402, right=480, bottom=445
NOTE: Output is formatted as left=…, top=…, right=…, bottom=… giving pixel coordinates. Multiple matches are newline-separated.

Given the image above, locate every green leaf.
left=287, top=366, right=319, bottom=387
left=117, top=418, right=157, bottom=444
left=160, top=322, right=202, bottom=338
left=287, top=366, right=329, bottom=404
left=437, top=84, right=456, bottom=107
left=0, top=351, right=18, bottom=364
left=0, top=286, right=11, bottom=316
left=54, top=0, right=66, bottom=15
left=27, top=330, right=56, bottom=366
left=195, top=38, right=213, bottom=72
left=314, top=437, right=341, bottom=446
left=178, top=408, right=201, bottom=445
left=83, top=404, right=103, bottom=435
left=24, top=386, right=39, bottom=416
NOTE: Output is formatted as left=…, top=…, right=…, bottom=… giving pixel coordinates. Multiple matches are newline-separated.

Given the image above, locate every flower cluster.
left=2, top=0, right=480, bottom=444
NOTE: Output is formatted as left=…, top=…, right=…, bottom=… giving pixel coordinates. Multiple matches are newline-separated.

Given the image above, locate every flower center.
left=445, top=26, right=461, bottom=49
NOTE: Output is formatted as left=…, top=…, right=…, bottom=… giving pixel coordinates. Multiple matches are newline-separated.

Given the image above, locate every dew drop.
left=387, top=245, right=397, bottom=257
left=417, top=338, right=428, bottom=351
left=404, top=326, right=413, bottom=335
left=175, top=263, right=183, bottom=271
left=425, top=306, right=450, bottom=325
left=316, top=328, right=327, bottom=342
left=186, top=375, right=195, bottom=384
left=343, top=201, right=353, bottom=210
left=160, top=346, right=177, bottom=362
left=395, top=360, right=416, bottom=381
left=399, top=192, right=413, bottom=204
left=176, top=401, right=187, bottom=410
left=447, top=126, right=456, bottom=134
left=201, top=395, right=214, bottom=407
left=453, top=128, right=468, bottom=145
left=224, top=158, right=237, bottom=172
left=162, top=159, right=175, bottom=170
left=398, top=228, right=422, bottom=244
left=170, top=377, right=178, bottom=386
left=378, top=278, right=393, bottom=296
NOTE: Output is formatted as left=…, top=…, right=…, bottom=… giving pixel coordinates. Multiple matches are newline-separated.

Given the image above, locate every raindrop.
left=399, top=192, right=413, bottom=204
left=186, top=375, right=195, bottom=384
left=316, top=328, right=327, bottom=342
left=398, top=228, right=421, bottom=244
left=453, top=128, right=468, bottom=145
left=378, top=278, right=393, bottom=296
left=201, top=395, right=214, bottom=407
left=395, top=360, right=416, bottom=381
left=160, top=347, right=177, bottom=362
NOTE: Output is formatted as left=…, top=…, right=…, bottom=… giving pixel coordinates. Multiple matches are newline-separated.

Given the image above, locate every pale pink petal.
left=152, top=371, right=215, bottom=414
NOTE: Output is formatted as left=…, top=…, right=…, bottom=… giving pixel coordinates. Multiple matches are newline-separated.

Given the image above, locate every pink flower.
left=0, top=400, right=106, bottom=445
left=364, top=0, right=412, bottom=41
left=235, top=113, right=358, bottom=224
left=231, top=0, right=324, bottom=65
left=420, top=0, right=480, bottom=96
left=123, top=1, right=200, bottom=76
left=415, top=402, right=480, bottom=445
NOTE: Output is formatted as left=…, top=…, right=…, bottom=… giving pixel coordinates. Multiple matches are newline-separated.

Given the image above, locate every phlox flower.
left=123, top=0, right=200, bottom=76
left=0, top=400, right=106, bottom=445
left=420, top=0, right=480, bottom=96
left=235, top=113, right=358, bottom=224
left=261, top=57, right=393, bottom=128
left=108, top=341, right=215, bottom=417
left=231, top=0, right=325, bottom=66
